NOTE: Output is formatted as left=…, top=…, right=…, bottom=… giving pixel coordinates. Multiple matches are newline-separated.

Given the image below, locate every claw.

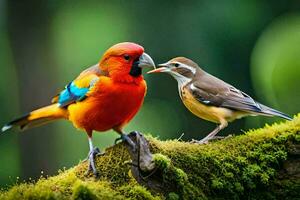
left=190, top=134, right=232, bottom=144
left=114, top=137, right=122, bottom=145
left=209, top=134, right=232, bottom=141
left=190, top=139, right=208, bottom=144
left=93, top=147, right=105, bottom=157
left=115, top=133, right=136, bottom=152
left=129, top=131, right=139, bottom=137
left=85, top=147, right=103, bottom=178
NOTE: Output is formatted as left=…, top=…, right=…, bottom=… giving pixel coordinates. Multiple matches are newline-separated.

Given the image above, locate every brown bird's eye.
left=124, top=54, right=130, bottom=61
left=174, top=63, right=179, bottom=67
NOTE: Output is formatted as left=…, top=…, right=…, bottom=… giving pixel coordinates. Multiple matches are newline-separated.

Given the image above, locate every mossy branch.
left=1, top=115, right=300, bottom=200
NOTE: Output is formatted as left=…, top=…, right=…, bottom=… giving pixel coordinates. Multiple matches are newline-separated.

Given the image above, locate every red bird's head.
left=99, top=42, right=155, bottom=83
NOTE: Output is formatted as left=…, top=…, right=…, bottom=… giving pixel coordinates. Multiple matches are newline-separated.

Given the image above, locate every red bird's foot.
left=85, top=147, right=104, bottom=178
left=115, top=133, right=136, bottom=152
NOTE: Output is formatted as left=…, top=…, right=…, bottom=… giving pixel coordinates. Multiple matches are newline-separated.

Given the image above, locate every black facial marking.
left=129, top=57, right=142, bottom=77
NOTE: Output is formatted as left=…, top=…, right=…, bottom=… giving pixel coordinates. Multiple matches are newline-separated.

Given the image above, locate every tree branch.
left=1, top=115, right=300, bottom=200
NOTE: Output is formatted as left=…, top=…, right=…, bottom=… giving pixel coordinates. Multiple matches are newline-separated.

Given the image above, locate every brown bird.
left=148, top=57, right=292, bottom=143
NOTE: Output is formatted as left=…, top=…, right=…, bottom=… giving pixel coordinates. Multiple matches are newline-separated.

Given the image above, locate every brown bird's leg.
left=85, top=131, right=103, bottom=177
left=192, top=121, right=228, bottom=144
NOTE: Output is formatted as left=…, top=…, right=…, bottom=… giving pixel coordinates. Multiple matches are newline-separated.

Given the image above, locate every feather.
left=257, top=103, right=292, bottom=120
left=51, top=64, right=106, bottom=105
left=57, top=76, right=99, bottom=107
left=1, top=104, right=66, bottom=132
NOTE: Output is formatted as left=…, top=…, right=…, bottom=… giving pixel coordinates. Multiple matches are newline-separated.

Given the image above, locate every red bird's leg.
left=85, top=134, right=102, bottom=177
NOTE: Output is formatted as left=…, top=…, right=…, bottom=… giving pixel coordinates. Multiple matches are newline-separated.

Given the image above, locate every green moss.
left=71, top=180, right=125, bottom=200
left=1, top=114, right=300, bottom=199
left=167, top=192, right=179, bottom=200
left=119, top=185, right=160, bottom=200
left=153, top=153, right=171, bottom=169
left=72, top=182, right=98, bottom=200
left=153, top=153, right=188, bottom=187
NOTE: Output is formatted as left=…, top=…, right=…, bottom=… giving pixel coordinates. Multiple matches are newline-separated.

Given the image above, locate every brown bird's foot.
left=85, top=147, right=104, bottom=178
left=210, top=136, right=225, bottom=140
left=190, top=123, right=228, bottom=144
left=210, top=134, right=232, bottom=141
left=190, top=139, right=209, bottom=144
left=190, top=134, right=233, bottom=144
left=115, top=133, right=137, bottom=152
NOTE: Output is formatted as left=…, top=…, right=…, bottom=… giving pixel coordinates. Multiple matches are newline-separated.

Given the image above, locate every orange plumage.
left=2, top=42, right=155, bottom=176
left=67, top=75, right=146, bottom=133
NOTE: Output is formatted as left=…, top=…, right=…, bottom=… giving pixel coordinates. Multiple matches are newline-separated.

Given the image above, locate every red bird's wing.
left=76, top=63, right=108, bottom=79
left=51, top=64, right=107, bottom=107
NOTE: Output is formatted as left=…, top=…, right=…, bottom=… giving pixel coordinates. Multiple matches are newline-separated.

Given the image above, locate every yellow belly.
left=181, top=88, right=246, bottom=123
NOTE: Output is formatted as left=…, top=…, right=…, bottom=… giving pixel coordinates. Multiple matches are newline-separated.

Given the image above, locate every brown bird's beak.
left=147, top=63, right=170, bottom=74
left=147, top=67, right=168, bottom=74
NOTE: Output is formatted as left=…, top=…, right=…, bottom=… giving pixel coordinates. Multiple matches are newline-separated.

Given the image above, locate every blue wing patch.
left=58, top=77, right=99, bottom=107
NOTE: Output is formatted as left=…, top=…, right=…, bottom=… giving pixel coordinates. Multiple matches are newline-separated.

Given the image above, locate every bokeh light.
left=0, top=0, right=299, bottom=187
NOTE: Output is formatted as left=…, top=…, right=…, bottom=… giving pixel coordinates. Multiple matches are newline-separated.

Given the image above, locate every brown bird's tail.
left=257, top=103, right=292, bottom=121
left=1, top=103, right=67, bottom=132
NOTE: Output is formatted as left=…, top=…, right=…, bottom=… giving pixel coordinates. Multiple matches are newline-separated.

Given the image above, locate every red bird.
left=2, top=42, right=155, bottom=176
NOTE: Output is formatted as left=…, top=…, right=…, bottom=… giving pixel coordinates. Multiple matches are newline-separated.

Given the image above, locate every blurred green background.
left=0, top=0, right=299, bottom=187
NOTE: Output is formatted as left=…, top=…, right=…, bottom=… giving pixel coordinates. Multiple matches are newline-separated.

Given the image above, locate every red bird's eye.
left=124, top=54, right=130, bottom=61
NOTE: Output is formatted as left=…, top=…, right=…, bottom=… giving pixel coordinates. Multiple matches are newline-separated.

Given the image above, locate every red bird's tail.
left=2, top=103, right=67, bottom=132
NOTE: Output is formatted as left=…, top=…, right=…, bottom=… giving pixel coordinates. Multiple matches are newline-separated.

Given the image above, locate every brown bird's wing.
left=189, top=72, right=292, bottom=120
left=189, top=73, right=262, bottom=113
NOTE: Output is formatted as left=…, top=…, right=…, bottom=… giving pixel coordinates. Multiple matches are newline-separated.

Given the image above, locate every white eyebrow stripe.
left=175, top=62, right=196, bottom=74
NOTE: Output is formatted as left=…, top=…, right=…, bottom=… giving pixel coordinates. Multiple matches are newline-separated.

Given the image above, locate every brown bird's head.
left=148, top=57, right=200, bottom=85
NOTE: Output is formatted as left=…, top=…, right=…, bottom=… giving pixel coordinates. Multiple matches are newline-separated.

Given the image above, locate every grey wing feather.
left=256, top=103, right=292, bottom=120
left=220, top=86, right=262, bottom=112
left=190, top=73, right=262, bottom=112
left=189, top=72, right=291, bottom=120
